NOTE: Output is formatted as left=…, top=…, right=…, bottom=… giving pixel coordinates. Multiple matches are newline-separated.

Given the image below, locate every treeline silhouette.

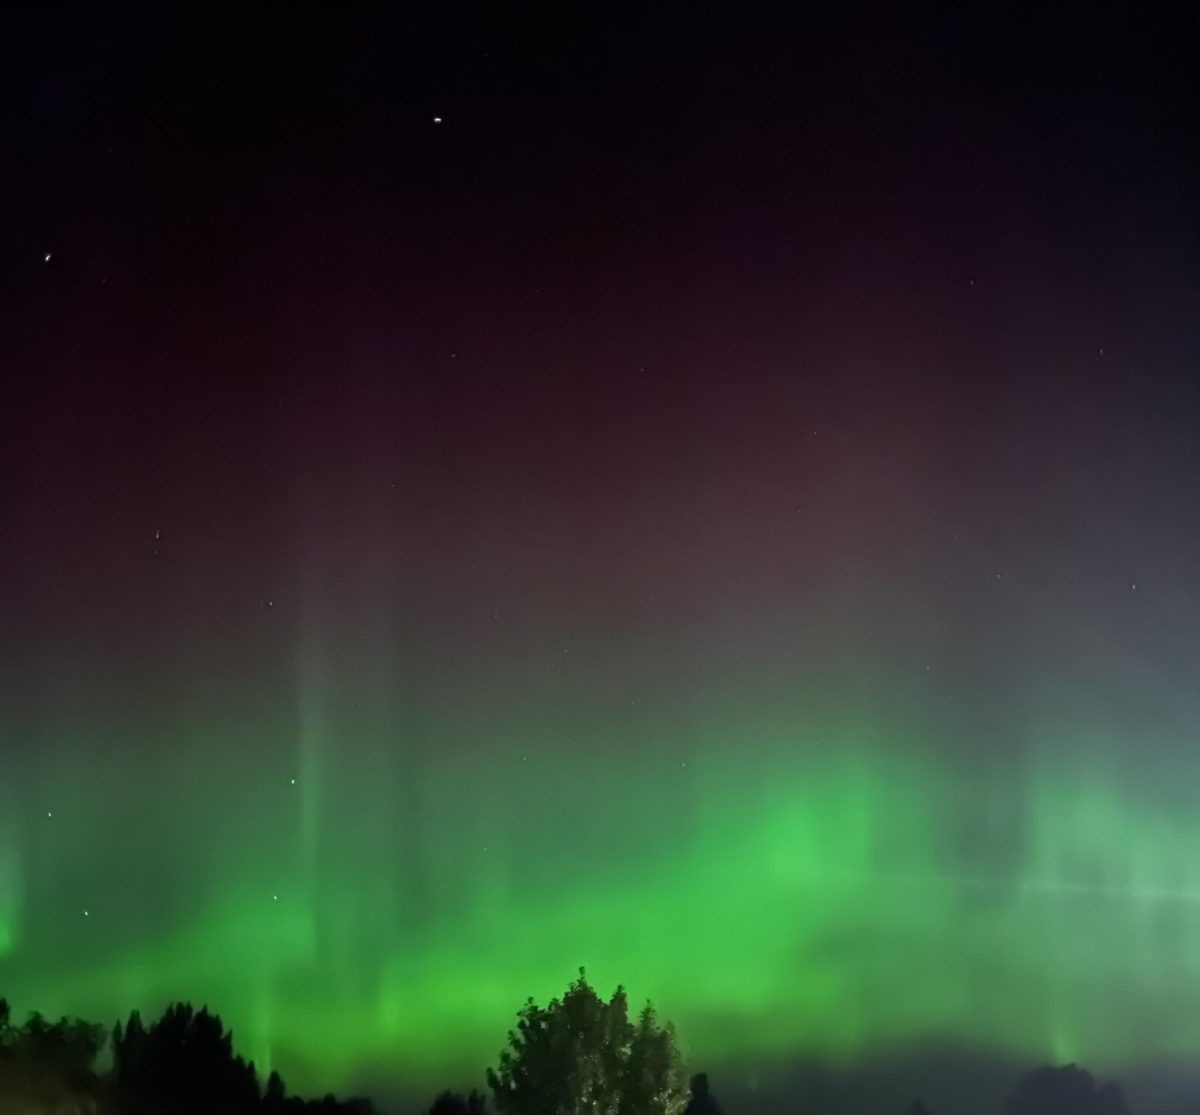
left=0, top=997, right=373, bottom=1115
left=0, top=974, right=1136, bottom=1115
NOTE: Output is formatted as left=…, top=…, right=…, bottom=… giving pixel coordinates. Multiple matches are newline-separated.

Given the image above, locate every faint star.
left=83, top=910, right=89, bottom=917
left=47, top=811, right=52, bottom=818
left=43, top=252, right=52, bottom=262
left=154, top=527, right=160, bottom=540
left=433, top=115, right=443, bottom=124
left=290, top=777, right=296, bottom=785
left=1131, top=582, right=1138, bottom=591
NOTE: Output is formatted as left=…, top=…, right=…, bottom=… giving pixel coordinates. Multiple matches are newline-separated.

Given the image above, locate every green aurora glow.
left=6, top=693, right=1200, bottom=1097
left=7, top=1, right=1200, bottom=1106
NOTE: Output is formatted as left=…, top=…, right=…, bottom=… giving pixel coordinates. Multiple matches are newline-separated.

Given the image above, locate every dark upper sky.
left=4, top=3, right=1199, bottom=756
left=5, top=2, right=1198, bottom=678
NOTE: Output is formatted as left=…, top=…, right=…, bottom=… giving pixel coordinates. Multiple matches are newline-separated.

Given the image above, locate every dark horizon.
left=0, top=986, right=1176, bottom=1115
left=3, top=4, right=1200, bottom=1111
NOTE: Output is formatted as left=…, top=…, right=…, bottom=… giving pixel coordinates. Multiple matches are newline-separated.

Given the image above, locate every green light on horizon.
left=5, top=709, right=1200, bottom=1096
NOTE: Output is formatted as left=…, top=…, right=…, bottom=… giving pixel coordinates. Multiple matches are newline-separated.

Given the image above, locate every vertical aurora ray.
left=0, top=834, right=19, bottom=958
left=297, top=615, right=324, bottom=920
left=0, top=709, right=19, bottom=957
left=0, top=727, right=20, bottom=958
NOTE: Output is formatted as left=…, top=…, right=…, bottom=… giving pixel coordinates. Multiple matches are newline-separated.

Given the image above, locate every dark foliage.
left=0, top=987, right=1147, bottom=1115
left=110, top=1003, right=262, bottom=1115
left=427, top=1089, right=490, bottom=1115
left=0, top=996, right=105, bottom=1114
left=3, top=997, right=375, bottom=1115
left=683, top=1074, right=722, bottom=1115
left=488, top=969, right=688, bottom=1115
left=1007, top=1064, right=1130, bottom=1115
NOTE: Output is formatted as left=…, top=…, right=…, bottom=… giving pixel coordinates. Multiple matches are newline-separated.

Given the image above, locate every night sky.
left=2, top=5, right=1200, bottom=1112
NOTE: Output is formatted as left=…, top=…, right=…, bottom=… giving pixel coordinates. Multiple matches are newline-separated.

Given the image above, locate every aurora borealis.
left=13, top=696, right=1200, bottom=1097
left=3, top=4, right=1200, bottom=1112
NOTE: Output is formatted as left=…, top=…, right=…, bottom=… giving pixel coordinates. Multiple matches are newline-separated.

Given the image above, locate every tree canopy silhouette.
left=1006, top=1064, right=1130, bottom=1115
left=488, top=969, right=688, bottom=1115
left=427, top=1088, right=490, bottom=1115
left=682, top=1074, right=722, bottom=1115
left=0, top=998, right=104, bottom=1115
left=111, top=1002, right=262, bottom=1115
